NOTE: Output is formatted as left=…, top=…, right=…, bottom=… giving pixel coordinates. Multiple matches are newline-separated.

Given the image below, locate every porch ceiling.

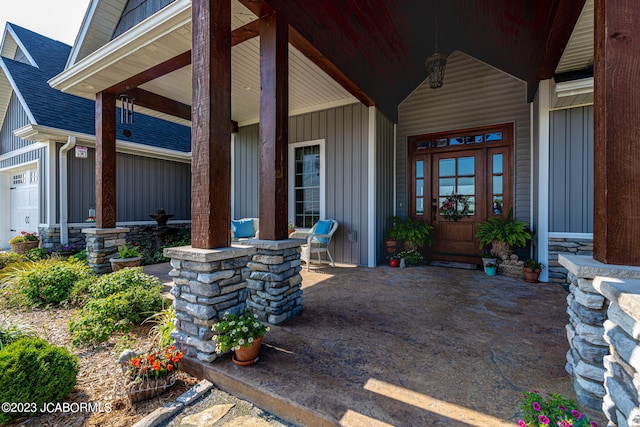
left=51, top=0, right=588, bottom=125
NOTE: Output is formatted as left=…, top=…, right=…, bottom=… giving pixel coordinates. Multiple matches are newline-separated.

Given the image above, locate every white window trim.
left=288, top=139, right=326, bottom=230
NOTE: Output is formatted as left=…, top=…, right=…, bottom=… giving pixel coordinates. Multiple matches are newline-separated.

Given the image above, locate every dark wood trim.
left=407, top=122, right=513, bottom=156
left=259, top=12, right=289, bottom=241
left=593, top=0, right=640, bottom=265
left=107, top=51, right=191, bottom=95
left=95, top=91, right=117, bottom=228
left=237, top=0, right=274, bottom=18
left=191, top=0, right=232, bottom=249
left=129, top=88, right=191, bottom=121
left=232, top=19, right=260, bottom=45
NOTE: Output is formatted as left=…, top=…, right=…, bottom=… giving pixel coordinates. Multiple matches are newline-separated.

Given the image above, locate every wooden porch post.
left=593, top=0, right=640, bottom=265
left=259, top=13, right=289, bottom=241
left=95, top=91, right=116, bottom=229
left=191, top=0, right=232, bottom=248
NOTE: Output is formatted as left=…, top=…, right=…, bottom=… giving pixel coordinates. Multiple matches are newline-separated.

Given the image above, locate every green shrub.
left=0, top=253, right=25, bottom=271
left=0, top=318, right=35, bottom=350
left=25, top=247, right=48, bottom=261
left=5, top=258, right=94, bottom=307
left=0, top=337, right=78, bottom=424
left=89, top=267, right=161, bottom=299
left=69, top=269, right=167, bottom=345
left=117, top=244, right=141, bottom=259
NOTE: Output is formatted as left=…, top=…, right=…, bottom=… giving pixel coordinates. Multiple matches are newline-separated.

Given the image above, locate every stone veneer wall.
left=548, top=236, right=594, bottom=285
left=559, top=254, right=640, bottom=420
left=165, top=240, right=303, bottom=364
left=594, top=277, right=640, bottom=427
left=39, top=222, right=191, bottom=249
left=246, top=240, right=303, bottom=325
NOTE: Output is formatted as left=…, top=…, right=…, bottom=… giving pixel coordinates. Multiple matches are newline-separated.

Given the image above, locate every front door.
left=408, top=123, right=513, bottom=264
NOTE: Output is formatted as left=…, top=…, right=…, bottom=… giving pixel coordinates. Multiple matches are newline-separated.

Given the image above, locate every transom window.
left=12, top=174, right=25, bottom=185
left=289, top=140, right=325, bottom=229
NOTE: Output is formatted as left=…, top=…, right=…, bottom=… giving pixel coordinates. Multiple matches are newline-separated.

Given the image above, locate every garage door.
left=10, top=168, right=39, bottom=239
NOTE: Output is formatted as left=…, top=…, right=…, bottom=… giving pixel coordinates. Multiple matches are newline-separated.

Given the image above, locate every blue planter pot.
left=485, top=266, right=497, bottom=276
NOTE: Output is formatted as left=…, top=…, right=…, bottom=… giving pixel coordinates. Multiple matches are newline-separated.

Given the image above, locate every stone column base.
left=82, top=227, right=130, bottom=274
left=165, top=245, right=256, bottom=362
left=559, top=254, right=640, bottom=413
left=245, top=239, right=304, bottom=325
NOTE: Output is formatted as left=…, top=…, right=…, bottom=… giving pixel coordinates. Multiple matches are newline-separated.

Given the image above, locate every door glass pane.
left=457, top=177, right=475, bottom=195
left=493, top=154, right=503, bottom=174
left=493, top=176, right=503, bottom=194
left=491, top=153, right=504, bottom=216
left=294, top=145, right=321, bottom=228
left=458, top=157, right=475, bottom=176
left=439, top=178, right=455, bottom=195
left=416, top=179, right=424, bottom=197
left=416, top=160, right=424, bottom=179
left=439, top=159, right=455, bottom=176
left=416, top=198, right=424, bottom=215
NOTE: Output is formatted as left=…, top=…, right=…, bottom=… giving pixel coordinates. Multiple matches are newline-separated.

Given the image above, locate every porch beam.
left=593, top=0, right=640, bottom=265
left=129, top=88, right=192, bottom=121
left=95, top=91, right=117, bottom=228
left=106, top=20, right=260, bottom=97
left=259, top=12, right=288, bottom=241
left=289, top=27, right=375, bottom=108
left=191, top=0, right=232, bottom=248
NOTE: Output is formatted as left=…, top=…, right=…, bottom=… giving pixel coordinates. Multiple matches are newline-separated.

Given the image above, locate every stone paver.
left=178, top=403, right=234, bottom=426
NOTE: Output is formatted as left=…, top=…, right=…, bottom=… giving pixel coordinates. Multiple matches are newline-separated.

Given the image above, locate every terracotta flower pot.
left=523, top=267, right=542, bottom=283
left=389, top=258, right=400, bottom=268
left=233, top=336, right=263, bottom=366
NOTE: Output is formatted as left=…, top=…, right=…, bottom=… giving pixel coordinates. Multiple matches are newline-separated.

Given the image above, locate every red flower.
left=167, top=364, right=173, bottom=371
left=152, top=361, right=161, bottom=371
left=131, top=357, right=141, bottom=367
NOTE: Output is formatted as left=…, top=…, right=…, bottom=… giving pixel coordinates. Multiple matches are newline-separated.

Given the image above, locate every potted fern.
left=388, top=217, right=434, bottom=251
left=475, top=208, right=532, bottom=259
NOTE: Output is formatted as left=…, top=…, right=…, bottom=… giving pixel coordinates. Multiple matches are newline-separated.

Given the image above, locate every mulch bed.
left=4, top=307, right=199, bottom=427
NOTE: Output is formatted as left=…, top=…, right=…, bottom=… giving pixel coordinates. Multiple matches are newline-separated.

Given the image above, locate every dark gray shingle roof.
left=4, top=23, right=191, bottom=153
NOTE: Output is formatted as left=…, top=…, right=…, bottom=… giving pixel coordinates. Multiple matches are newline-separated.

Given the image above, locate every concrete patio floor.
left=160, top=263, right=576, bottom=427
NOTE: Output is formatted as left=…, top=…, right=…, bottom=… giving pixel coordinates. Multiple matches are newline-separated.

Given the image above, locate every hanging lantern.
left=426, top=0, right=447, bottom=89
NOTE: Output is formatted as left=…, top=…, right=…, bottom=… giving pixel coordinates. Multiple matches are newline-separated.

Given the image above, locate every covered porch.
left=183, top=264, right=575, bottom=426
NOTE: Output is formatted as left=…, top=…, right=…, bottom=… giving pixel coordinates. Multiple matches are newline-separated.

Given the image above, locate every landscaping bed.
left=3, top=307, right=198, bottom=427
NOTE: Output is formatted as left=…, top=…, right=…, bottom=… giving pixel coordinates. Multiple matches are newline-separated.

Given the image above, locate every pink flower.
left=517, top=420, right=527, bottom=427
left=558, top=405, right=567, bottom=411
left=538, top=415, right=550, bottom=424
left=532, top=402, right=541, bottom=411
left=589, top=423, right=598, bottom=427
left=571, top=410, right=582, bottom=419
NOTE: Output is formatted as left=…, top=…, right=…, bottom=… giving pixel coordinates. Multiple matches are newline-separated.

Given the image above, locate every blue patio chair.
left=298, top=219, right=339, bottom=271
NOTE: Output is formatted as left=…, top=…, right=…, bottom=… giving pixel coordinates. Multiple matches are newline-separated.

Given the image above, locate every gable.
left=112, top=0, right=176, bottom=39
left=0, top=91, right=32, bottom=155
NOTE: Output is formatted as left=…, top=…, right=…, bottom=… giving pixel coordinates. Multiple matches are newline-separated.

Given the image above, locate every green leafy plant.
left=212, top=310, right=270, bottom=354
left=0, top=253, right=25, bottom=271
left=144, top=307, right=176, bottom=347
left=0, top=337, right=78, bottom=425
left=396, top=249, right=424, bottom=265
left=69, top=268, right=167, bottom=345
left=518, top=391, right=598, bottom=427
left=123, top=345, right=183, bottom=382
left=0, top=258, right=94, bottom=307
left=0, top=317, right=35, bottom=350
left=475, top=208, right=532, bottom=250
left=117, top=244, right=142, bottom=259
left=25, top=247, right=48, bottom=261
left=388, top=217, right=434, bottom=249
left=8, top=231, right=38, bottom=244
left=523, top=259, right=544, bottom=270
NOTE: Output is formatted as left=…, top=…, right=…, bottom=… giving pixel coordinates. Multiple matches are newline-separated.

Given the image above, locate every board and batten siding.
left=112, top=0, right=175, bottom=39
left=233, top=124, right=260, bottom=219
left=67, top=147, right=191, bottom=223
left=396, top=51, right=531, bottom=224
left=233, top=103, right=374, bottom=266
left=0, top=92, right=33, bottom=155
left=549, top=106, right=594, bottom=233
left=375, top=109, right=396, bottom=264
